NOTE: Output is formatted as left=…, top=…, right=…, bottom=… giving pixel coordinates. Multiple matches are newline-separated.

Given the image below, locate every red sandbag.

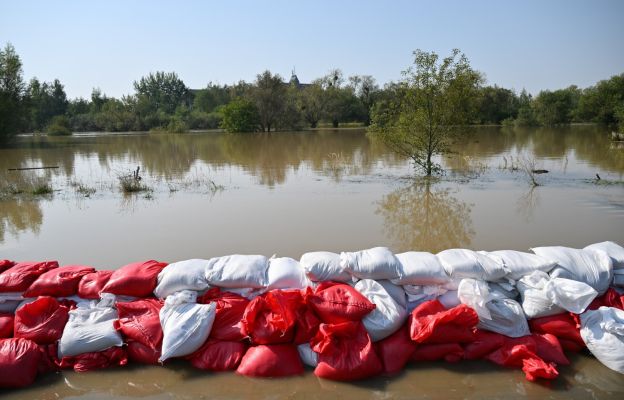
left=78, top=270, right=114, bottom=299
left=533, top=334, right=569, bottom=365
left=307, top=282, right=376, bottom=324
left=411, top=343, right=464, bottom=362
left=376, top=325, right=416, bottom=374
left=311, top=321, right=382, bottom=381
left=293, top=292, right=321, bottom=344
left=529, top=313, right=585, bottom=349
left=113, top=299, right=163, bottom=364
left=0, top=313, right=14, bottom=338
left=199, top=288, right=249, bottom=341
left=101, top=260, right=167, bottom=297
left=0, top=261, right=58, bottom=293
left=558, top=338, right=585, bottom=353
left=241, top=290, right=300, bottom=344
left=409, top=300, right=478, bottom=344
left=486, top=340, right=558, bottom=382
left=0, top=260, right=14, bottom=273
left=24, top=265, right=95, bottom=297
left=587, top=288, right=624, bottom=311
left=0, top=338, right=42, bottom=388
left=58, top=346, right=128, bottom=372
left=463, top=330, right=506, bottom=360
left=126, top=341, right=160, bottom=364
left=188, top=339, right=247, bottom=371
left=237, top=344, right=303, bottom=377
left=14, top=296, right=69, bottom=344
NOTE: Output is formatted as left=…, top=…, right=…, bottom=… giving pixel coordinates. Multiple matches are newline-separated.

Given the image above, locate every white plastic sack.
left=437, top=249, right=508, bottom=281
left=266, top=257, right=310, bottom=290
left=438, top=290, right=460, bottom=309
left=0, top=293, right=24, bottom=313
left=340, top=247, right=401, bottom=280
left=297, top=343, right=318, bottom=368
left=354, top=279, right=407, bottom=342
left=376, top=280, right=407, bottom=308
left=584, top=241, right=624, bottom=269
left=205, top=254, right=269, bottom=289
left=580, top=307, right=624, bottom=374
left=154, top=259, right=212, bottom=299
left=544, top=278, right=597, bottom=314
left=485, top=250, right=556, bottom=281
left=531, top=246, right=613, bottom=294
left=58, top=303, right=123, bottom=358
left=300, top=251, right=351, bottom=282
left=392, top=252, right=450, bottom=285
left=159, top=290, right=216, bottom=362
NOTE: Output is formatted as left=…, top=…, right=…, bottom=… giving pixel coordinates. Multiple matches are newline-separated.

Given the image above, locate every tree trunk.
left=311, top=121, right=317, bottom=128
left=426, top=153, right=432, bottom=176
left=332, top=119, right=339, bottom=128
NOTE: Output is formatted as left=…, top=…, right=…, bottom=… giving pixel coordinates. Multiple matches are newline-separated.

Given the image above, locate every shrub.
left=47, top=115, right=72, bottom=136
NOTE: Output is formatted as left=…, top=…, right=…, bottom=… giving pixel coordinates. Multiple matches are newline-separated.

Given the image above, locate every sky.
left=1, top=0, right=623, bottom=99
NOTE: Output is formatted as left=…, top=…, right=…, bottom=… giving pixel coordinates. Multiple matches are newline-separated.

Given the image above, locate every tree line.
left=1, top=42, right=623, bottom=144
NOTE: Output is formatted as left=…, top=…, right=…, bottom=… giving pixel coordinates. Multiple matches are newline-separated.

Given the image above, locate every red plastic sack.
left=293, top=291, right=321, bottom=344
left=587, top=288, right=624, bottom=311
left=188, top=339, right=247, bottom=371
left=0, top=260, right=14, bottom=273
left=0, top=261, right=58, bottom=293
left=486, top=339, right=558, bottom=382
left=409, top=300, right=478, bottom=344
left=14, top=296, right=69, bottom=344
left=24, top=265, right=95, bottom=297
left=0, top=338, right=42, bottom=388
left=307, top=282, right=376, bottom=324
left=113, top=299, right=163, bottom=364
left=311, top=321, right=382, bottom=381
left=58, top=347, right=128, bottom=372
left=529, top=313, right=585, bottom=350
left=236, top=344, right=303, bottom=377
left=463, top=330, right=506, bottom=360
left=411, top=343, right=464, bottom=362
left=199, top=288, right=249, bottom=341
left=241, top=290, right=301, bottom=344
left=78, top=270, right=114, bottom=299
left=101, top=260, right=167, bottom=297
left=376, top=325, right=416, bottom=374
left=533, top=334, right=569, bottom=366
left=0, top=313, right=14, bottom=338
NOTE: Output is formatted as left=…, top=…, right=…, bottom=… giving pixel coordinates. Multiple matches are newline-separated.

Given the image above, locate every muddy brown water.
left=1, top=125, right=623, bottom=398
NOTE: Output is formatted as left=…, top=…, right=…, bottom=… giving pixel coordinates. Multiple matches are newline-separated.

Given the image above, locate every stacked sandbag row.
left=0, top=241, right=623, bottom=389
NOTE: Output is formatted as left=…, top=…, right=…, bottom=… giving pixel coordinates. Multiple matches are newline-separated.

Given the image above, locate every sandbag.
left=0, top=338, right=43, bottom=388
left=580, top=306, right=624, bottom=373
left=486, top=338, right=558, bottom=381
left=438, top=290, right=461, bottom=309
left=376, top=326, right=416, bottom=374
left=584, top=241, right=624, bottom=269
left=24, top=265, right=95, bottom=298
left=78, top=270, right=113, bottom=299
left=159, top=290, right=216, bottom=362
left=0, top=293, right=23, bottom=313
left=241, top=289, right=301, bottom=344
left=266, top=257, right=310, bottom=290
left=392, top=251, right=450, bottom=285
left=0, top=312, right=14, bottom=338
left=0, top=261, right=59, bottom=293
left=409, top=300, right=478, bottom=344
left=340, top=247, right=401, bottom=280
left=411, top=343, right=464, bottom=362
left=311, top=321, right=382, bottom=381
left=205, top=254, right=269, bottom=289
left=300, top=251, right=351, bottom=282
left=114, top=299, right=163, bottom=364
left=437, top=249, right=508, bottom=281
left=307, top=282, right=375, bottom=323
left=0, top=260, right=14, bottom=273
left=354, top=279, right=407, bottom=342
left=533, top=333, right=569, bottom=365
left=198, top=288, right=249, bottom=341
left=188, top=339, right=247, bottom=371
left=14, top=296, right=69, bottom=344
left=463, top=330, right=506, bottom=360
left=153, top=259, right=211, bottom=299
left=485, top=250, right=556, bottom=281
left=531, top=246, right=613, bottom=294
left=102, top=260, right=167, bottom=298
left=237, top=344, right=303, bottom=377
left=58, top=346, right=127, bottom=372
left=588, top=288, right=624, bottom=311
left=297, top=342, right=318, bottom=367
left=377, top=279, right=407, bottom=308
left=529, top=313, right=585, bottom=351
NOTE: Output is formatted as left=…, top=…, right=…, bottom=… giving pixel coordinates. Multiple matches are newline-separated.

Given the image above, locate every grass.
left=31, top=183, right=53, bottom=195
left=118, top=174, right=151, bottom=193
left=69, top=180, right=97, bottom=197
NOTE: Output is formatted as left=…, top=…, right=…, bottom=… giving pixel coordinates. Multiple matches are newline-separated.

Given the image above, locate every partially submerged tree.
left=369, top=49, right=482, bottom=175
left=0, top=43, right=26, bottom=142
left=251, top=70, right=286, bottom=132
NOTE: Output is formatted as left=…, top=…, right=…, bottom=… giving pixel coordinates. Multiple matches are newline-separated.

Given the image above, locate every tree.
left=0, top=43, right=25, bottom=142
left=193, top=82, right=230, bottom=113
left=348, top=75, right=379, bottom=125
left=220, top=97, right=260, bottom=133
left=369, top=49, right=482, bottom=175
left=576, top=73, right=624, bottom=125
left=514, top=89, right=538, bottom=126
left=477, top=85, right=519, bottom=124
left=250, top=70, right=286, bottom=132
left=297, top=82, right=326, bottom=128
left=133, top=71, right=190, bottom=115
left=533, top=86, right=580, bottom=126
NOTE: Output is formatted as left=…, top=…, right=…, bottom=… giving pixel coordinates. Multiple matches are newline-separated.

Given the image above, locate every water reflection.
left=0, top=198, right=43, bottom=242
left=516, top=186, right=540, bottom=222
left=376, top=179, right=474, bottom=253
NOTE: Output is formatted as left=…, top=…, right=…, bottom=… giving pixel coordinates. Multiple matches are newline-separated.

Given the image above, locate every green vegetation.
left=118, top=174, right=150, bottom=194
left=220, top=98, right=260, bottom=133
left=47, top=115, right=72, bottom=136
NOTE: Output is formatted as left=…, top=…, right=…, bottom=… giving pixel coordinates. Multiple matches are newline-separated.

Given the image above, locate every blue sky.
left=1, top=0, right=623, bottom=99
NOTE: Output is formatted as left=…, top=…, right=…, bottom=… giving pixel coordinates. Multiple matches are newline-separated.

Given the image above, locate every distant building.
left=287, top=70, right=311, bottom=90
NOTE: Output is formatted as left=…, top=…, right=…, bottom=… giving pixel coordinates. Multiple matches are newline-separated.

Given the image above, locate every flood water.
left=1, top=125, right=623, bottom=399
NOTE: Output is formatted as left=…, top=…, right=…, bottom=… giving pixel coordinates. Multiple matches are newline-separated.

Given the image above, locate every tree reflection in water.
left=376, top=179, right=474, bottom=253
left=0, top=199, right=43, bottom=243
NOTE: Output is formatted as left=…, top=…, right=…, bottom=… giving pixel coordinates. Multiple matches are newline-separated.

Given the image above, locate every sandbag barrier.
left=1, top=242, right=624, bottom=389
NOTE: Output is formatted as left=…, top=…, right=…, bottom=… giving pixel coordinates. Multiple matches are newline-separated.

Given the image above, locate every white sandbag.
left=485, top=250, right=556, bottom=280
left=580, top=307, right=624, bottom=374
left=297, top=343, right=318, bottom=368
left=159, top=290, right=216, bottom=362
left=584, top=241, right=624, bottom=269
left=300, top=251, right=351, bottom=282
left=392, top=252, right=450, bottom=285
left=544, top=278, right=597, bottom=314
left=354, top=279, right=407, bottom=342
left=205, top=254, right=269, bottom=289
left=154, top=259, right=212, bottom=299
left=376, top=280, right=407, bottom=308
left=437, top=249, right=508, bottom=281
left=98, top=292, right=137, bottom=308
left=340, top=247, right=401, bottom=280
left=58, top=303, right=123, bottom=358
left=531, top=246, right=613, bottom=294
left=488, top=281, right=519, bottom=300
left=0, top=293, right=23, bottom=313
left=438, top=290, right=460, bottom=309
left=266, top=257, right=310, bottom=290
left=614, top=271, right=624, bottom=287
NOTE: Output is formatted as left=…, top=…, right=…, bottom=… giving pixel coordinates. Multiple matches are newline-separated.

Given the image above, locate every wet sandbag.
left=300, top=251, right=351, bottom=282
left=58, top=303, right=123, bottom=358
left=392, top=251, right=450, bottom=285
left=588, top=288, right=624, bottom=311
left=266, top=257, right=310, bottom=290
left=0, top=261, right=59, bottom=293
left=531, top=246, right=613, bottom=294
left=580, top=306, right=624, bottom=374
left=533, top=333, right=569, bottom=365
left=14, top=296, right=69, bottom=344
left=188, top=339, right=247, bottom=371
left=24, top=265, right=95, bottom=298
left=78, top=270, right=113, bottom=299
left=409, top=300, right=478, bottom=344
left=159, top=290, right=216, bottom=362
left=354, top=279, right=408, bottom=342
left=0, top=259, right=14, bottom=273
left=198, top=288, right=249, bottom=341
left=153, top=259, right=212, bottom=299
left=102, top=260, right=167, bottom=298
left=486, top=338, right=558, bottom=381
left=311, top=321, right=382, bottom=381
left=0, top=338, right=43, bottom=388
left=0, top=312, right=14, bottom=338
left=529, top=313, right=585, bottom=352
left=376, top=326, right=416, bottom=374
left=237, top=344, right=304, bottom=377
left=58, top=346, right=127, bottom=372
left=463, top=330, right=506, bottom=360
left=411, top=343, right=464, bottom=362
left=205, top=254, right=269, bottom=289
left=484, top=250, right=556, bottom=281
left=307, top=282, right=375, bottom=323
left=340, top=247, right=401, bottom=280
left=114, top=299, right=163, bottom=364
left=437, top=249, right=508, bottom=281
left=297, top=342, right=318, bottom=367
left=241, top=289, right=301, bottom=344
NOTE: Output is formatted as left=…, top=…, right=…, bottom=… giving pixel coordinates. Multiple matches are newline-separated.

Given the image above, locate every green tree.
left=576, top=73, right=624, bottom=125
left=26, top=78, right=69, bottom=131
left=47, top=115, right=72, bottom=136
left=533, top=86, right=580, bottom=126
left=133, top=71, right=190, bottom=115
left=193, top=82, right=230, bottom=113
left=0, top=43, right=26, bottom=142
left=369, top=49, right=482, bottom=175
left=348, top=75, right=379, bottom=125
left=477, top=85, right=519, bottom=124
left=514, top=89, right=538, bottom=126
left=250, top=70, right=286, bottom=132
left=220, top=97, right=260, bottom=133
left=297, top=82, right=326, bottom=128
